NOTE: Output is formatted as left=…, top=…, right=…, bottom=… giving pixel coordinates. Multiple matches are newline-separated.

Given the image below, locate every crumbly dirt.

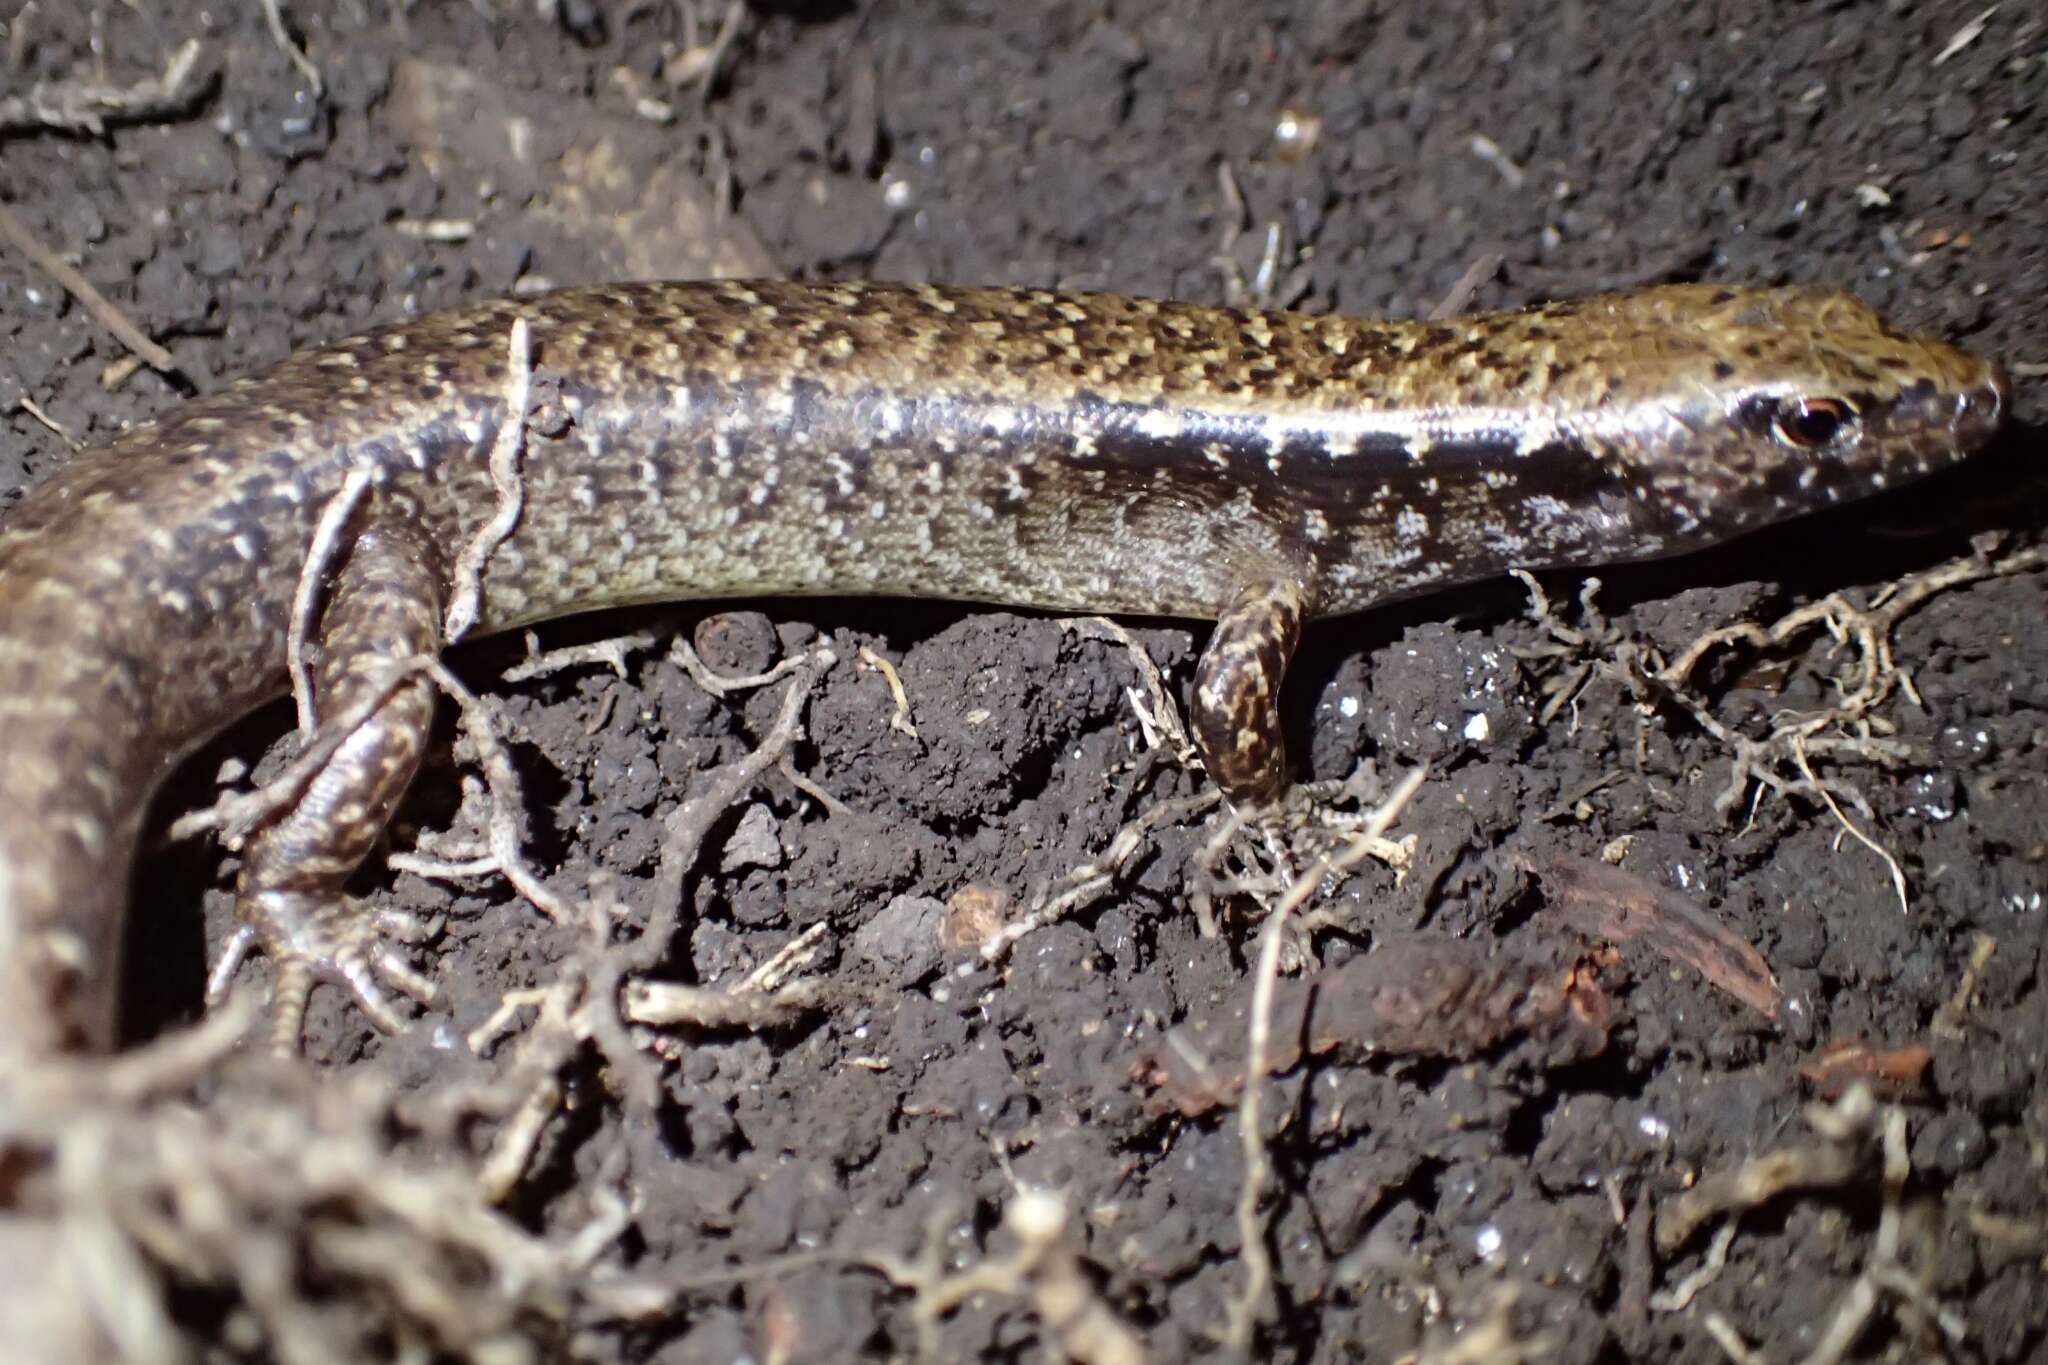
left=2, top=3, right=2044, bottom=1362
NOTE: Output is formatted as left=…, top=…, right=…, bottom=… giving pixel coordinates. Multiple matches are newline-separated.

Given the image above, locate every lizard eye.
left=1770, top=396, right=1857, bottom=449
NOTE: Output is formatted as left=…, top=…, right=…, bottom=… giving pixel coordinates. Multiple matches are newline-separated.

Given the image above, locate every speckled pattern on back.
left=0, top=278, right=2007, bottom=1052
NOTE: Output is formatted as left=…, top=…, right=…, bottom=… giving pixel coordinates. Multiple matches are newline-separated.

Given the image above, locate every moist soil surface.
left=2, top=3, right=2044, bottom=1362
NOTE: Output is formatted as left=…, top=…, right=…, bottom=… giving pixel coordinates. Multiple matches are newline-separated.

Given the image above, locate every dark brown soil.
left=2, top=3, right=2044, bottom=1361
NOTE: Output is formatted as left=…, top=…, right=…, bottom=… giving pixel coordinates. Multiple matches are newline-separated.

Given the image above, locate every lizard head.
left=1543, top=284, right=2008, bottom=551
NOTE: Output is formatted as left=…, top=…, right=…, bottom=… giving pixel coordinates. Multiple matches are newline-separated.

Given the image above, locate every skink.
left=0, top=279, right=2008, bottom=1055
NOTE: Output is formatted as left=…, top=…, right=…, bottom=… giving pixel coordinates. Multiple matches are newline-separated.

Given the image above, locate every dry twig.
left=1656, top=1087, right=1966, bottom=1365
left=1224, top=766, right=1427, bottom=1352
left=0, top=204, right=179, bottom=376
left=867, top=1189, right=1147, bottom=1365
left=1513, top=543, right=2047, bottom=906
left=285, top=466, right=375, bottom=733
left=444, top=317, right=533, bottom=642
left=0, top=37, right=207, bottom=136
left=2, top=999, right=662, bottom=1364
left=857, top=644, right=921, bottom=740
left=259, top=0, right=324, bottom=95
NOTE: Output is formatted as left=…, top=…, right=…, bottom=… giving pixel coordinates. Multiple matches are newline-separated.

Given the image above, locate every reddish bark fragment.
left=1530, top=853, right=1781, bottom=1020
left=1798, top=1040, right=1933, bottom=1099
left=1132, top=935, right=1612, bottom=1118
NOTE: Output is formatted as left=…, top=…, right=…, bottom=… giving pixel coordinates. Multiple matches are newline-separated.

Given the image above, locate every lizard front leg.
left=1190, top=579, right=1307, bottom=805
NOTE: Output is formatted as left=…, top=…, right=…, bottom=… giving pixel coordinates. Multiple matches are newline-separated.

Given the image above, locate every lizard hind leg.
left=211, top=518, right=449, bottom=1051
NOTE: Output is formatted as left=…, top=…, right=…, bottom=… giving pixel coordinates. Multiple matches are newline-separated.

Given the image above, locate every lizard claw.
left=1189, top=768, right=1421, bottom=937
left=206, top=893, right=443, bottom=1052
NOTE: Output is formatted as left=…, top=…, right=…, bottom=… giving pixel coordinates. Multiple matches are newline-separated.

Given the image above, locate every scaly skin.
left=0, top=279, right=2008, bottom=1057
